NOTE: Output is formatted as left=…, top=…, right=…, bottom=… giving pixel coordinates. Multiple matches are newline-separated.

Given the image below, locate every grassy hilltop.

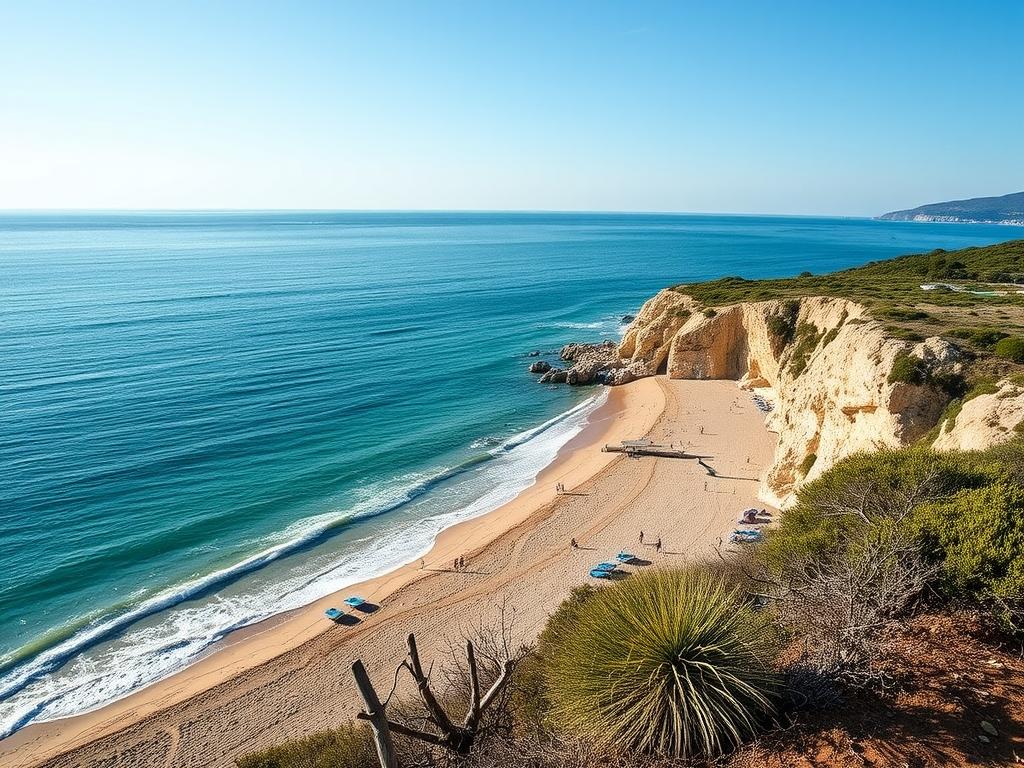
left=675, top=239, right=1024, bottom=373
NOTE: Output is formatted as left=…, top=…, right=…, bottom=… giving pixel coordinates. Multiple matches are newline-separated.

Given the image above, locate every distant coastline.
left=879, top=190, right=1024, bottom=226
left=883, top=214, right=1023, bottom=226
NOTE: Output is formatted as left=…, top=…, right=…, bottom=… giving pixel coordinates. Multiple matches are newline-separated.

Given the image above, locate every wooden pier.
left=602, top=443, right=713, bottom=461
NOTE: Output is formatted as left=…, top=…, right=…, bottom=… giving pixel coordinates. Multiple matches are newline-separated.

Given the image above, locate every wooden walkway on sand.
left=604, top=443, right=718, bottom=475
left=602, top=443, right=713, bottom=461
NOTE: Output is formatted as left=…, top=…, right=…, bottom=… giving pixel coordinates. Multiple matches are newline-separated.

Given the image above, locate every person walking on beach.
left=570, top=538, right=578, bottom=549
left=458, top=556, right=465, bottom=570
left=453, top=557, right=459, bottom=571
left=420, top=558, right=425, bottom=569
left=655, top=537, right=662, bottom=553
left=639, top=530, right=644, bottom=545
left=699, top=425, right=704, bottom=435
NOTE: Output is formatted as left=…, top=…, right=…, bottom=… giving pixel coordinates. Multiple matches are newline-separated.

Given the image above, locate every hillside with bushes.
left=239, top=440, right=1024, bottom=768
left=879, top=191, right=1024, bottom=225
left=237, top=241, right=1024, bottom=768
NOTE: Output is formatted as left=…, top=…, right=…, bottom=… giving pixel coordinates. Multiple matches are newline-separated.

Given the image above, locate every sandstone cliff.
left=933, top=381, right=1024, bottom=452
left=606, top=289, right=1024, bottom=507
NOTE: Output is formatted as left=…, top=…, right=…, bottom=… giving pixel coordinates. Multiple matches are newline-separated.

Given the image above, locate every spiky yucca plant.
left=543, top=568, right=779, bottom=758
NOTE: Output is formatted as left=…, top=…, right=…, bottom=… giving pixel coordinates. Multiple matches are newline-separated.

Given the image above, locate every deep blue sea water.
left=0, top=211, right=1017, bottom=735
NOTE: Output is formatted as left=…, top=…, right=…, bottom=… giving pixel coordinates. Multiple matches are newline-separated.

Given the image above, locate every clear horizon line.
left=0, top=207, right=881, bottom=219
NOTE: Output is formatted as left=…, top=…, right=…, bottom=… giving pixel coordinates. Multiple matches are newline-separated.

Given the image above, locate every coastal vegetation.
left=538, top=569, right=779, bottom=758
left=240, top=438, right=1024, bottom=768
left=238, top=242, right=1024, bottom=768
left=673, top=240, right=1024, bottom=375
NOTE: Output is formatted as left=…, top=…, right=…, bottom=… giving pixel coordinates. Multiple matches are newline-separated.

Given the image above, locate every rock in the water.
left=560, top=341, right=618, bottom=362
left=527, top=350, right=540, bottom=357
left=529, top=339, right=652, bottom=387
left=539, top=367, right=567, bottom=384
left=620, top=314, right=635, bottom=323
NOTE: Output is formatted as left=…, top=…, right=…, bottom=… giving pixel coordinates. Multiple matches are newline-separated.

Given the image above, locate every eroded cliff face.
left=932, top=382, right=1024, bottom=452
left=549, top=287, right=1024, bottom=506
left=616, top=290, right=971, bottom=507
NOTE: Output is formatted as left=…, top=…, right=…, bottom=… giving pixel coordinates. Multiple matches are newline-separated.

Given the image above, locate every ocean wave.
left=534, top=316, right=631, bottom=340
left=536, top=320, right=609, bottom=330
left=0, top=391, right=606, bottom=737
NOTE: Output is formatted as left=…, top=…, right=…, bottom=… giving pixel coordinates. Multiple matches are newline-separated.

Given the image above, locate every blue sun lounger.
left=589, top=568, right=614, bottom=579
left=615, top=551, right=636, bottom=563
left=730, top=530, right=763, bottom=543
left=594, top=562, right=618, bottom=572
left=344, top=596, right=366, bottom=608
left=324, top=607, right=343, bottom=620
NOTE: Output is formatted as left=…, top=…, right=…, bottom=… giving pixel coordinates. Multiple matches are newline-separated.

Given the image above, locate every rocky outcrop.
left=933, top=382, right=1024, bottom=451
left=552, top=288, right=1024, bottom=507
left=540, top=341, right=652, bottom=386
left=612, top=290, right=972, bottom=507
left=539, top=367, right=567, bottom=384
left=528, top=360, right=551, bottom=374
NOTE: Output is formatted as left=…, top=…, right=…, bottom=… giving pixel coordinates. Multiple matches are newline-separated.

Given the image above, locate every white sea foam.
left=0, top=391, right=606, bottom=737
left=535, top=316, right=630, bottom=339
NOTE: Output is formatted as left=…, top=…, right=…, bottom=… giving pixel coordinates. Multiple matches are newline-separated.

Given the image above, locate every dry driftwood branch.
left=352, top=659, right=399, bottom=768
left=405, top=633, right=458, bottom=735
left=352, top=627, right=525, bottom=767
left=465, top=640, right=482, bottom=728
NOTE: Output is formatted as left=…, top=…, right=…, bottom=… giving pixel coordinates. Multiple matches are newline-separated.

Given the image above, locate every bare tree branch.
left=352, top=660, right=399, bottom=768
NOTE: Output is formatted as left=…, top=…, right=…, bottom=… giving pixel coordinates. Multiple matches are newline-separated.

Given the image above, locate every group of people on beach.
left=639, top=530, right=662, bottom=553
left=555, top=482, right=565, bottom=494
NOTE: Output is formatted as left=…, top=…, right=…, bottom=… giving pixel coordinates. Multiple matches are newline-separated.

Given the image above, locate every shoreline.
left=2, top=377, right=667, bottom=766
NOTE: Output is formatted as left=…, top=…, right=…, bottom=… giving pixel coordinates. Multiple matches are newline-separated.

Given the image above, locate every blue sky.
left=2, top=1, right=1021, bottom=214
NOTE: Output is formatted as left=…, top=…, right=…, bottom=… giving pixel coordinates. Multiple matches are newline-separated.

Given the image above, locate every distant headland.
left=879, top=190, right=1024, bottom=225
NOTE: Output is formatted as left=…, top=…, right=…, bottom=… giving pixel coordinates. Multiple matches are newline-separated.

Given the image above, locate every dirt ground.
left=730, top=611, right=1024, bottom=768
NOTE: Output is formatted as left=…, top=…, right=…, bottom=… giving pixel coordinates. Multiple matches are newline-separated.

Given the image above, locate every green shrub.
left=964, top=377, right=1000, bottom=401
left=236, top=723, right=376, bottom=768
left=995, top=336, right=1024, bottom=362
left=542, top=569, right=778, bottom=759
left=879, top=307, right=930, bottom=321
left=788, top=322, right=823, bottom=377
left=912, top=482, right=1024, bottom=617
left=703, top=308, right=717, bottom=318
left=887, top=352, right=928, bottom=385
left=798, top=452, right=817, bottom=476
left=766, top=301, right=800, bottom=354
left=883, top=324, right=926, bottom=342
left=759, top=448, right=983, bottom=573
left=766, top=313, right=791, bottom=340
left=948, top=327, right=1008, bottom=348
left=514, top=584, right=597, bottom=729
left=938, top=398, right=963, bottom=433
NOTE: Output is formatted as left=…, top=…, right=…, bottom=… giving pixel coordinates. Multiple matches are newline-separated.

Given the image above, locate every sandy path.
left=3, top=378, right=776, bottom=768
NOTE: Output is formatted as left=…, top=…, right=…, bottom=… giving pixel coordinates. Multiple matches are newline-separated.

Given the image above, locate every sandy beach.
left=3, top=377, right=777, bottom=768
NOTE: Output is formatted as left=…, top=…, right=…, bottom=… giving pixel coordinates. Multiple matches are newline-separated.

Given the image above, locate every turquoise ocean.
left=0, top=211, right=1015, bottom=736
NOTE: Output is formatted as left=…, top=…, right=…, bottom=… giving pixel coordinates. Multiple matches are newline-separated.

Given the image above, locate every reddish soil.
left=731, top=612, right=1024, bottom=767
